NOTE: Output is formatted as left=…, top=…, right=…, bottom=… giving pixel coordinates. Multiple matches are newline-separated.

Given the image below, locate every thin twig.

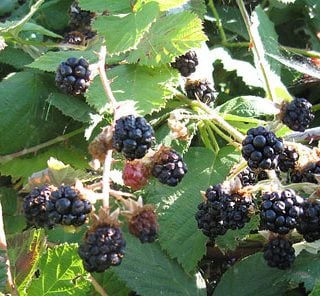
left=89, top=275, right=109, bottom=296
left=284, top=127, right=320, bottom=143
left=102, top=150, right=113, bottom=210
left=207, top=0, right=227, bottom=43
left=0, top=127, right=85, bottom=164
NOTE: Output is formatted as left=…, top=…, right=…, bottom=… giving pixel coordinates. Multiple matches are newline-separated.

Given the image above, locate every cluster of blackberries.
left=23, top=185, right=92, bottom=229
left=260, top=189, right=304, bottom=235
left=171, top=50, right=198, bottom=77
left=151, top=148, right=188, bottom=186
left=195, top=185, right=253, bottom=239
left=242, top=126, right=284, bottom=170
left=237, top=167, right=271, bottom=187
left=78, top=224, right=126, bottom=272
left=281, top=97, right=314, bottom=132
left=184, top=79, right=216, bottom=104
left=112, top=115, right=155, bottom=161
left=55, top=57, right=91, bottom=95
left=128, top=206, right=158, bottom=243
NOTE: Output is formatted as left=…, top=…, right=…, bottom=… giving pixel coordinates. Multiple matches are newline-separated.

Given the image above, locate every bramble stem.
left=102, top=150, right=112, bottom=210
left=0, top=127, right=85, bottom=164
left=284, top=127, right=320, bottom=143
left=208, top=0, right=227, bottom=43
left=90, top=275, right=109, bottom=296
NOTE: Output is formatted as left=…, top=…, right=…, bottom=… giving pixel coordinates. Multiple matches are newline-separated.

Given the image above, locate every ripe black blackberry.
left=184, top=79, right=216, bottom=104
left=241, top=126, right=284, bottom=170
left=290, top=161, right=320, bottom=184
left=171, top=50, right=198, bottom=77
left=278, top=145, right=299, bottom=173
left=78, top=223, right=126, bottom=272
left=260, top=189, right=304, bottom=234
left=237, top=167, right=257, bottom=187
left=23, top=185, right=53, bottom=228
left=263, top=237, right=295, bottom=269
left=151, top=147, right=188, bottom=186
left=112, top=115, right=154, bottom=160
left=195, top=185, right=229, bottom=239
left=128, top=205, right=158, bottom=243
left=55, top=57, right=91, bottom=95
left=46, top=185, right=92, bottom=227
left=281, top=97, right=314, bottom=132
left=297, top=199, right=320, bottom=242
left=69, top=3, right=94, bottom=29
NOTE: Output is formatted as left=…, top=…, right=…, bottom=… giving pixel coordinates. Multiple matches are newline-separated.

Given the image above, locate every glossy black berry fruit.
left=23, top=185, right=53, bottom=228
left=290, top=161, right=320, bottom=184
left=263, top=237, right=295, bottom=269
left=281, top=98, right=314, bottom=132
left=128, top=206, right=158, bottom=243
left=184, top=79, right=216, bottom=104
left=55, top=57, right=91, bottom=95
left=78, top=224, right=126, bottom=272
left=171, top=50, right=198, bottom=77
left=260, top=189, right=304, bottom=234
left=237, top=167, right=257, bottom=187
left=297, top=199, right=320, bottom=242
left=69, top=3, right=94, bottom=29
left=278, top=145, right=299, bottom=173
left=242, top=126, right=284, bottom=170
left=151, top=148, right=188, bottom=186
left=46, top=185, right=92, bottom=227
left=112, top=115, right=154, bottom=160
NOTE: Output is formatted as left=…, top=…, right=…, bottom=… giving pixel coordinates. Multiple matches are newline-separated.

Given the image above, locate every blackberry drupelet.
left=55, top=57, right=91, bottom=95
left=260, top=189, right=304, bottom=234
left=281, top=97, right=314, bottom=132
left=184, top=79, right=216, bottom=104
left=23, top=185, right=53, bottom=228
left=151, top=148, right=187, bottom=186
left=263, top=237, right=295, bottom=269
left=46, top=185, right=92, bottom=227
left=237, top=167, right=257, bottom=187
left=78, top=224, right=126, bottom=272
left=112, top=115, right=154, bottom=160
left=128, top=205, right=158, bottom=243
left=171, top=50, right=198, bottom=77
left=297, top=199, right=320, bottom=242
left=241, top=126, right=284, bottom=170
left=278, top=145, right=299, bottom=173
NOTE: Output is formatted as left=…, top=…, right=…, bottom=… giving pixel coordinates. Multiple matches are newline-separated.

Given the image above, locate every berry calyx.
left=55, top=57, right=91, bottom=95
left=123, top=160, right=151, bottom=191
left=241, top=126, right=284, bottom=170
left=184, top=79, right=216, bottom=104
left=78, top=223, right=126, bottom=272
left=281, top=97, right=314, bottom=132
left=112, top=115, right=154, bottom=161
left=128, top=205, right=158, bottom=243
left=171, top=50, right=198, bottom=77
left=151, top=147, right=188, bottom=186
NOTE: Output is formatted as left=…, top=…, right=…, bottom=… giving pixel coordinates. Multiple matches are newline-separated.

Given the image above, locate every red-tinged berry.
left=123, top=160, right=151, bottom=191
left=171, top=50, right=198, bottom=77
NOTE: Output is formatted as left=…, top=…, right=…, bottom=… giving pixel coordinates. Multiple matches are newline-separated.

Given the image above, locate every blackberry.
left=195, top=185, right=229, bottom=238
left=151, top=148, right=188, bottom=186
left=237, top=167, right=257, bottom=187
left=23, top=185, right=53, bottom=228
left=46, top=185, right=92, bottom=227
left=278, top=145, right=299, bottom=173
left=260, top=189, right=304, bottom=234
left=123, top=160, right=151, bottom=191
left=55, top=57, right=91, bottom=95
left=297, top=199, right=320, bottom=242
left=184, top=79, right=216, bottom=104
left=78, top=224, right=126, bottom=272
left=171, top=50, right=198, bottom=77
left=241, top=126, right=284, bottom=170
left=281, top=98, right=314, bottom=132
left=263, top=237, right=295, bottom=269
left=69, top=3, right=94, bottom=29
left=128, top=205, right=158, bottom=243
left=112, top=115, right=154, bottom=160
left=290, top=161, right=320, bottom=184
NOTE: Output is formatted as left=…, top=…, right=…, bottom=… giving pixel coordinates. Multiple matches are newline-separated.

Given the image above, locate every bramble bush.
left=0, top=0, right=320, bottom=295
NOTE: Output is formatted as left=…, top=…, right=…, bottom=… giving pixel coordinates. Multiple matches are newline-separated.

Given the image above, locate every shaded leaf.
left=78, top=0, right=132, bottom=14
left=21, top=22, right=62, bottom=38
left=0, top=47, right=33, bottom=69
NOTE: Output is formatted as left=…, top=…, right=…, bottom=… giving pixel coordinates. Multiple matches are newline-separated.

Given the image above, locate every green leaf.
left=137, top=0, right=188, bottom=11
left=0, top=249, right=7, bottom=292
left=92, top=2, right=160, bottom=55
left=0, top=71, right=74, bottom=154
left=146, top=147, right=240, bottom=273
left=310, top=283, right=320, bottom=296
left=27, top=50, right=98, bottom=72
left=7, top=229, right=46, bottom=294
left=47, top=92, right=96, bottom=123
left=0, top=47, right=33, bottom=69
left=21, top=22, right=62, bottom=38
left=210, top=47, right=263, bottom=88
left=86, top=64, right=179, bottom=115
left=127, top=11, right=207, bottom=66
left=78, top=0, right=132, bottom=14
left=26, top=244, right=90, bottom=295
left=0, top=188, right=17, bottom=216
left=114, top=231, right=205, bottom=296
left=189, top=0, right=207, bottom=19
left=215, top=96, right=278, bottom=118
